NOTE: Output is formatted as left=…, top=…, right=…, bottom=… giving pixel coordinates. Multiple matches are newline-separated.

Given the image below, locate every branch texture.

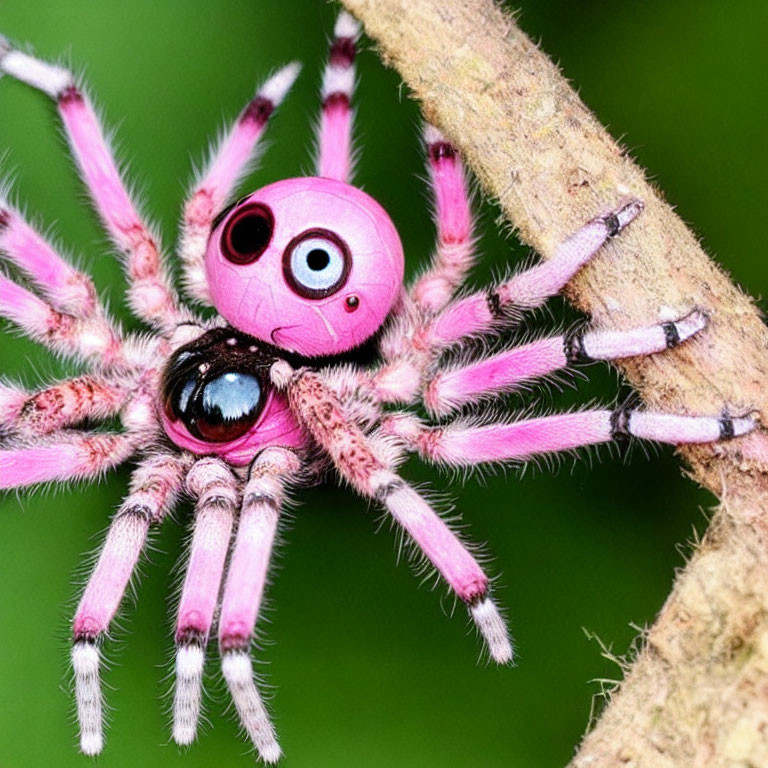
left=340, top=0, right=768, bottom=765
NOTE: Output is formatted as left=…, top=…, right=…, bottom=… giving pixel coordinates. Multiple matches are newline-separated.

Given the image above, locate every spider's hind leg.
left=0, top=375, right=128, bottom=436
left=0, top=196, right=124, bottom=364
left=172, top=458, right=239, bottom=747
left=411, top=125, right=475, bottom=314
left=314, top=11, right=360, bottom=183
left=0, top=430, right=137, bottom=489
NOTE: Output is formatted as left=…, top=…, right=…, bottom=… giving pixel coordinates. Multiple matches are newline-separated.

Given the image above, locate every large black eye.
left=195, top=371, right=263, bottom=442
left=162, top=329, right=273, bottom=444
left=282, top=228, right=351, bottom=299
left=221, top=203, right=274, bottom=265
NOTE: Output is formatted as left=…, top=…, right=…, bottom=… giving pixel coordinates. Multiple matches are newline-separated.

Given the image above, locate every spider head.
left=205, top=177, right=404, bottom=358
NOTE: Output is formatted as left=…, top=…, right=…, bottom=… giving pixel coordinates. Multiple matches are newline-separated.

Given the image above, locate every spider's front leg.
left=219, top=447, right=300, bottom=763
left=173, top=458, right=239, bottom=746
left=315, top=11, right=360, bottom=183
left=172, top=451, right=292, bottom=763
left=71, top=452, right=191, bottom=754
left=429, top=197, right=645, bottom=344
left=271, top=362, right=513, bottom=664
left=410, top=125, right=475, bottom=314
left=374, top=173, right=643, bottom=404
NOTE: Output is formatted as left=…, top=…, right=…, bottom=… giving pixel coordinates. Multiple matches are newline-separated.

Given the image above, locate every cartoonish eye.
left=283, top=228, right=351, bottom=299
left=195, top=371, right=264, bottom=442
left=221, top=203, right=274, bottom=265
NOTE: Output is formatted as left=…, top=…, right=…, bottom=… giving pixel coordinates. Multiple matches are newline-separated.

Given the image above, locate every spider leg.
left=411, top=126, right=475, bottom=313
left=179, top=62, right=300, bottom=304
left=217, top=447, right=300, bottom=763
left=0, top=380, right=26, bottom=426
left=71, top=453, right=190, bottom=755
left=315, top=11, right=360, bottom=182
left=426, top=310, right=707, bottom=416
left=0, top=430, right=137, bottom=489
left=271, top=362, right=513, bottom=663
left=372, top=199, right=644, bottom=404
left=0, top=41, right=188, bottom=331
left=0, top=195, right=99, bottom=317
left=383, top=408, right=757, bottom=468
left=172, top=458, right=239, bottom=747
left=1, top=374, right=129, bottom=435
left=0, top=270, right=124, bottom=364
left=430, top=199, right=644, bottom=344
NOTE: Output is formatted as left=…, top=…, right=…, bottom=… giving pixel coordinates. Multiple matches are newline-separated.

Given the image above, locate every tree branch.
left=340, top=0, right=768, bottom=764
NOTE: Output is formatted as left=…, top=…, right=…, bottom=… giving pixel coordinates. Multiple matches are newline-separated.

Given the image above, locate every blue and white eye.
left=283, top=228, right=351, bottom=299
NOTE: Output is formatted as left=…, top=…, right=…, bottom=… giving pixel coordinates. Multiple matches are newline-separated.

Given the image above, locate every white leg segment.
left=72, top=641, right=103, bottom=756
left=222, top=651, right=282, bottom=764
left=173, top=644, right=205, bottom=746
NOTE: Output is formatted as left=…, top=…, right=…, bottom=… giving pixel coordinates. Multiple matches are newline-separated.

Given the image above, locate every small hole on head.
left=231, top=215, right=270, bottom=255
left=221, top=203, right=274, bottom=265
left=307, top=248, right=330, bottom=271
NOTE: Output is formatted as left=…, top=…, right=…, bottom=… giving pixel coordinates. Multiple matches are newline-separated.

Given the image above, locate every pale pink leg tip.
left=733, top=414, right=759, bottom=437
left=173, top=643, right=205, bottom=745
left=615, top=198, right=644, bottom=228
left=470, top=597, right=514, bottom=665
left=79, top=733, right=103, bottom=756
left=675, top=308, right=708, bottom=341
left=261, top=744, right=283, bottom=764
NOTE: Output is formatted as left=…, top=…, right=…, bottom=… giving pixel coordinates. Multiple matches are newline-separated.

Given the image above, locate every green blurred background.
left=0, top=1, right=766, bottom=766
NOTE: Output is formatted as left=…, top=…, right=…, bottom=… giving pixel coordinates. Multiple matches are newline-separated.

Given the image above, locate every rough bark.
left=339, top=0, right=768, bottom=765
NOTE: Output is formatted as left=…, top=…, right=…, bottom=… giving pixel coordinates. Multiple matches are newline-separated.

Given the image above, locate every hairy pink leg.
left=383, top=408, right=757, bottom=467
left=71, top=454, right=189, bottom=755
left=217, top=448, right=299, bottom=763
left=0, top=44, right=186, bottom=330
left=0, top=197, right=97, bottom=315
left=0, top=381, right=26, bottom=428
left=315, top=11, right=360, bottom=182
left=271, top=362, right=512, bottom=663
left=426, top=310, right=707, bottom=416
left=180, top=62, right=300, bottom=304
left=411, top=125, right=474, bottom=312
left=0, top=431, right=136, bottom=489
left=173, top=458, right=238, bottom=746
left=370, top=199, right=645, bottom=406
left=430, top=199, right=644, bottom=345
left=9, top=375, right=127, bottom=435
left=0, top=272, right=122, bottom=363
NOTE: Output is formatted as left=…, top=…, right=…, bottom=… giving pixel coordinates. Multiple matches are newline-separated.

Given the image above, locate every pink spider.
left=0, top=11, right=756, bottom=764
